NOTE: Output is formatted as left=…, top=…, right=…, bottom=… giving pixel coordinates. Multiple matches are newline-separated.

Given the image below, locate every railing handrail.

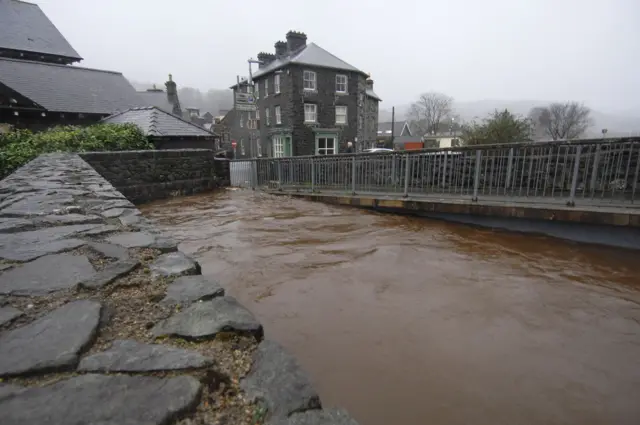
left=230, top=136, right=640, bottom=162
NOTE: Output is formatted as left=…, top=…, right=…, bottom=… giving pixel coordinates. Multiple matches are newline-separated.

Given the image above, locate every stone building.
left=230, top=31, right=381, bottom=158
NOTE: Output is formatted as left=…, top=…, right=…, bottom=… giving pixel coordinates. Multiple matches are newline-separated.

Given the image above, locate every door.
left=284, top=136, right=292, bottom=157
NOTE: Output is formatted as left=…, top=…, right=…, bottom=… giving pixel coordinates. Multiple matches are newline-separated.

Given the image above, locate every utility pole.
left=391, top=106, right=395, bottom=148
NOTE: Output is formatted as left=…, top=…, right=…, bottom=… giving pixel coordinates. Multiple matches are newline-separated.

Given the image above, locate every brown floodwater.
left=140, top=189, right=640, bottom=425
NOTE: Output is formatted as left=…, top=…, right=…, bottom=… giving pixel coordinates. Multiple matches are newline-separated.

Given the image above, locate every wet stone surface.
left=150, top=251, right=201, bottom=278
left=0, top=253, right=96, bottom=296
left=0, top=305, right=23, bottom=326
left=0, top=153, right=350, bottom=425
left=276, top=409, right=361, bottom=425
left=0, top=300, right=102, bottom=376
left=0, top=374, right=202, bottom=425
left=241, top=340, right=321, bottom=422
left=152, top=296, right=263, bottom=340
left=161, top=275, right=225, bottom=306
left=78, top=339, right=213, bottom=372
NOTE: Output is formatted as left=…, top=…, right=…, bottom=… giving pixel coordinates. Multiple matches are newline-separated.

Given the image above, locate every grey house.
left=230, top=31, right=381, bottom=158
left=102, top=106, right=220, bottom=150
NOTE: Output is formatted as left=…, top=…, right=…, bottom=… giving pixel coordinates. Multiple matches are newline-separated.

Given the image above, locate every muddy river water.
left=140, top=189, right=640, bottom=425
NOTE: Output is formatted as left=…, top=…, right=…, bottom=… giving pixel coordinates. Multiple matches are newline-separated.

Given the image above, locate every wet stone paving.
left=0, top=153, right=358, bottom=425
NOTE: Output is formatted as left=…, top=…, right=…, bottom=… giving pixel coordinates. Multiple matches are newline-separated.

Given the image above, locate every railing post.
left=277, top=160, right=283, bottom=191
left=403, top=154, right=411, bottom=198
left=472, top=150, right=482, bottom=201
left=351, top=156, right=356, bottom=195
left=310, top=157, right=315, bottom=193
left=391, top=155, right=397, bottom=188
left=250, top=160, right=256, bottom=190
left=505, top=147, right=514, bottom=189
left=590, top=145, right=600, bottom=193
left=441, top=152, right=448, bottom=189
left=568, top=145, right=582, bottom=207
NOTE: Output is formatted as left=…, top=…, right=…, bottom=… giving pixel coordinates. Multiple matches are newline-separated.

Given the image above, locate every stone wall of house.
left=80, top=149, right=230, bottom=204
left=0, top=153, right=359, bottom=425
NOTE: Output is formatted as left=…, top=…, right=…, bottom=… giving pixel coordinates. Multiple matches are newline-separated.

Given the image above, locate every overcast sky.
left=36, top=0, right=639, bottom=114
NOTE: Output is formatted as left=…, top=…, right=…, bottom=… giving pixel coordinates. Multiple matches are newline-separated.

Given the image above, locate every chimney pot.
left=286, top=30, right=307, bottom=52
left=274, top=41, right=287, bottom=58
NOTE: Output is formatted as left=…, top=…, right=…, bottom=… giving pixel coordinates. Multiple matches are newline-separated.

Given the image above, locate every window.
left=273, top=136, right=284, bottom=158
left=336, top=75, right=347, bottom=93
left=303, top=70, right=316, bottom=90
left=304, top=103, right=317, bottom=123
left=359, top=115, right=363, bottom=130
left=317, top=136, right=336, bottom=155
left=275, top=106, right=281, bottom=124
left=265, top=108, right=270, bottom=125
left=264, top=78, right=269, bottom=97
left=274, top=74, right=280, bottom=94
left=239, top=112, right=244, bottom=128
left=335, top=106, right=347, bottom=124
left=256, top=108, right=260, bottom=120
left=240, top=138, right=245, bottom=155
left=255, top=82, right=260, bottom=99
left=272, top=135, right=292, bottom=158
left=257, top=138, right=262, bottom=157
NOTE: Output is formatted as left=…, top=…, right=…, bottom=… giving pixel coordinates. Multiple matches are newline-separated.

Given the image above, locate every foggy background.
left=35, top=0, right=640, bottom=133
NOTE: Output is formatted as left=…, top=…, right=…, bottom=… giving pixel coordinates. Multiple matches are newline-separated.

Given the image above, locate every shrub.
left=0, top=123, right=152, bottom=179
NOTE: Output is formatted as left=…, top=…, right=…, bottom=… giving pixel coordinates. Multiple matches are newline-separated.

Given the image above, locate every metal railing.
left=230, top=137, right=640, bottom=207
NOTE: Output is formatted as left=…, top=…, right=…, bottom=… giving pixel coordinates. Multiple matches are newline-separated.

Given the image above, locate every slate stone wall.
left=80, top=149, right=230, bottom=204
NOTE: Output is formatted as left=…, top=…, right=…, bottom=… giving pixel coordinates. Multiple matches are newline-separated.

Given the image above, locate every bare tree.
left=530, top=102, right=592, bottom=140
left=407, top=92, right=454, bottom=136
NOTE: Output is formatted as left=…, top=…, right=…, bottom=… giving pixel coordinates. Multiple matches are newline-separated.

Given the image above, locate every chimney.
left=286, top=30, right=307, bottom=52
left=257, top=52, right=276, bottom=69
left=165, top=73, right=182, bottom=117
left=366, top=78, right=374, bottom=89
left=274, top=41, right=287, bottom=58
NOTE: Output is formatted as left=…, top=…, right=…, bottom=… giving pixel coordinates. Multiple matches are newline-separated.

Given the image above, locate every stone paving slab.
left=241, top=340, right=321, bottom=422
left=152, top=296, right=263, bottom=339
left=81, top=259, right=140, bottom=289
left=0, top=253, right=96, bottom=296
left=161, top=275, right=225, bottom=306
left=150, top=251, right=201, bottom=277
left=0, top=383, right=25, bottom=401
left=106, top=231, right=157, bottom=248
left=0, top=374, right=202, bottom=425
left=0, top=300, right=101, bottom=376
left=0, top=238, right=87, bottom=262
left=78, top=339, right=213, bottom=372
left=0, top=305, right=23, bottom=326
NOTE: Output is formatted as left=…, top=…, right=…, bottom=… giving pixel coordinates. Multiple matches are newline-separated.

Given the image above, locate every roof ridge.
left=148, top=108, right=162, bottom=136
left=296, top=42, right=365, bottom=75
left=0, top=57, right=122, bottom=75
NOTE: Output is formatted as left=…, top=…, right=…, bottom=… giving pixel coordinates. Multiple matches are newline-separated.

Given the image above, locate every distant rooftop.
left=0, top=0, right=82, bottom=61
left=103, top=106, right=216, bottom=138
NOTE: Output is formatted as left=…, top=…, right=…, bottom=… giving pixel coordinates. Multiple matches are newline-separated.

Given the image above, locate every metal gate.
left=230, top=160, right=254, bottom=187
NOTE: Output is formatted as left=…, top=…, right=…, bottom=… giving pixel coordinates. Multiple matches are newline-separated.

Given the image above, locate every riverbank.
left=0, top=153, right=358, bottom=425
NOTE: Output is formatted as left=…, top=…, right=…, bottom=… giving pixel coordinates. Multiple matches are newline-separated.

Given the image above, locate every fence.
left=230, top=137, right=640, bottom=207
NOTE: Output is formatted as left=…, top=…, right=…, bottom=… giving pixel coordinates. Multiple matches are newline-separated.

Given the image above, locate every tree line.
left=407, top=92, right=594, bottom=145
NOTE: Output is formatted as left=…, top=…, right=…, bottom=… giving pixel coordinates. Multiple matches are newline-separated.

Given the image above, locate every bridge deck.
left=266, top=189, right=640, bottom=227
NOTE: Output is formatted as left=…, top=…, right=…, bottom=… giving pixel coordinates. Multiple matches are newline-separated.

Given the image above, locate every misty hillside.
left=130, top=80, right=640, bottom=136
left=130, top=81, right=233, bottom=116
left=380, top=100, right=640, bottom=137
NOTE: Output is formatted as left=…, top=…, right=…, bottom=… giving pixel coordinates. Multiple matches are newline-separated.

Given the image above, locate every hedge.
left=0, top=123, right=152, bottom=179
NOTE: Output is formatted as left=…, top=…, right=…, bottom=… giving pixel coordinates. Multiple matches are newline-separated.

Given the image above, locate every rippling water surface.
left=140, top=189, right=640, bottom=425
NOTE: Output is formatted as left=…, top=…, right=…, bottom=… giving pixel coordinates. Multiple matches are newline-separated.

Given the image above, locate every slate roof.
left=0, top=57, right=143, bottom=114
left=0, top=0, right=82, bottom=61
left=251, top=43, right=366, bottom=80
left=366, top=88, right=382, bottom=102
left=102, top=106, right=216, bottom=138
left=136, top=90, right=174, bottom=114
left=378, top=121, right=412, bottom=137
